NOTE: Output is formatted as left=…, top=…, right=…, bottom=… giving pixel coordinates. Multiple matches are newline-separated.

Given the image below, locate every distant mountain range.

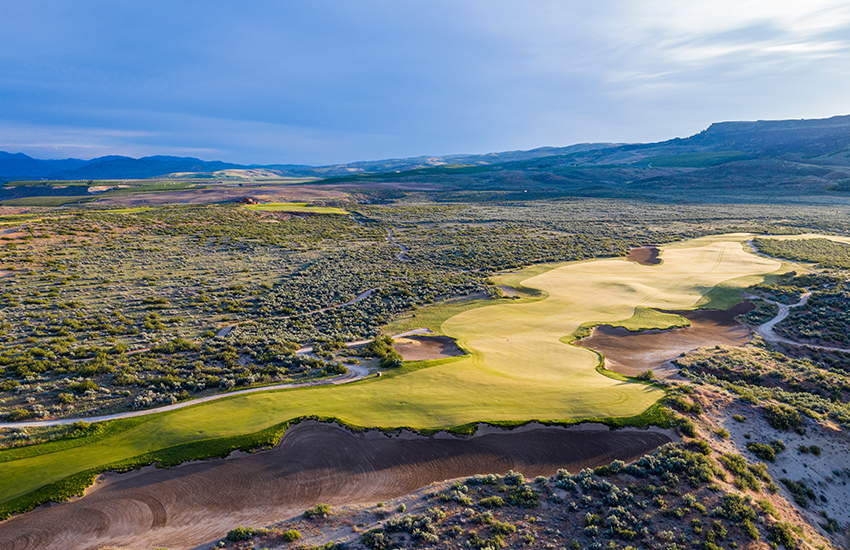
left=0, top=143, right=618, bottom=182
left=1, top=114, right=849, bottom=202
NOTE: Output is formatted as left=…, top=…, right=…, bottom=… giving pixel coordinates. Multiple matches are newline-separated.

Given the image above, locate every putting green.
left=0, top=235, right=781, bottom=504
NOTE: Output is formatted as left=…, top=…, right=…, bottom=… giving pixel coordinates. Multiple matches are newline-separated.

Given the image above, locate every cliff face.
left=683, top=115, right=850, bottom=156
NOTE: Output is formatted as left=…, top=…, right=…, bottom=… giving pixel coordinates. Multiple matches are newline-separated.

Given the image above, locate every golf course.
left=0, top=234, right=780, bottom=513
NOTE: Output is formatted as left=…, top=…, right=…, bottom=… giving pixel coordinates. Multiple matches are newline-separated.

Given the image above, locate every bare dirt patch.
left=578, top=302, right=754, bottom=378
left=91, top=185, right=345, bottom=206
left=393, top=335, right=464, bottom=361
left=0, top=421, right=671, bottom=550
left=626, top=245, right=661, bottom=265
left=497, top=285, right=518, bottom=297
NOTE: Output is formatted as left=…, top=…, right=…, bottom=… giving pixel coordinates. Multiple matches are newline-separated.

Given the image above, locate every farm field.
left=244, top=202, right=349, bottom=214
left=0, top=234, right=780, bottom=511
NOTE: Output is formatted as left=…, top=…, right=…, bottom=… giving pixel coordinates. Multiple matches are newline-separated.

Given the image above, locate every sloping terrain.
left=0, top=421, right=671, bottom=550
left=2, top=115, right=849, bottom=204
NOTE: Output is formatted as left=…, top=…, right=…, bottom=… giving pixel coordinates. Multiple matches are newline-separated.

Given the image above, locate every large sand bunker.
left=578, top=302, right=754, bottom=378
left=0, top=421, right=671, bottom=550
left=626, top=246, right=661, bottom=265
left=393, top=335, right=464, bottom=361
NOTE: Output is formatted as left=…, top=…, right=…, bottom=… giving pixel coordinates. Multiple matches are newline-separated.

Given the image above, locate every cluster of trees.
left=362, top=336, right=403, bottom=368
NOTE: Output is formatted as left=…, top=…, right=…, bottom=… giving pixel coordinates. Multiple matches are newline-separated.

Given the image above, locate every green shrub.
left=677, top=417, right=697, bottom=437
left=780, top=479, right=815, bottom=508
left=66, top=379, right=99, bottom=393
left=691, top=440, right=711, bottom=455
left=636, top=369, right=654, bottom=380
left=445, top=525, right=463, bottom=538
left=763, top=403, right=801, bottom=432
left=304, top=503, right=331, bottom=519
left=4, top=409, right=34, bottom=422
left=227, top=526, right=257, bottom=541
left=504, top=470, right=524, bottom=486
left=748, top=462, right=772, bottom=482
left=732, top=414, right=745, bottom=423
left=713, top=493, right=756, bottom=523
left=364, top=336, right=403, bottom=368
left=281, top=529, right=301, bottom=542
left=490, top=520, right=516, bottom=535
left=378, top=351, right=403, bottom=369
left=767, top=522, right=798, bottom=549
left=740, top=518, right=759, bottom=540
left=718, top=454, right=760, bottom=492
left=479, top=496, right=505, bottom=508
left=57, top=392, right=76, bottom=404
left=360, top=529, right=390, bottom=550
left=714, top=427, right=730, bottom=439
left=0, top=379, right=20, bottom=391
left=821, top=516, right=841, bottom=534
left=769, top=439, right=786, bottom=452
left=670, top=396, right=703, bottom=415
left=755, top=499, right=778, bottom=518
left=746, top=442, right=776, bottom=462
left=509, top=484, right=539, bottom=508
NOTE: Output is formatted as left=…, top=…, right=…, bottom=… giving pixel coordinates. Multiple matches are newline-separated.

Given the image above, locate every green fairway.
left=0, top=234, right=781, bottom=506
left=101, top=206, right=154, bottom=214
left=757, top=233, right=850, bottom=246
left=244, top=202, right=349, bottom=214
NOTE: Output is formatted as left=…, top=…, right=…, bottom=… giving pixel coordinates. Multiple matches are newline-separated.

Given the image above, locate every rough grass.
left=244, top=202, right=349, bottom=214
left=383, top=294, right=496, bottom=335
left=0, top=236, right=780, bottom=509
left=0, top=196, right=94, bottom=207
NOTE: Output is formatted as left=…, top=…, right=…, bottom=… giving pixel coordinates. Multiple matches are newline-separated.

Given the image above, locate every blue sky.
left=1, top=1, right=849, bottom=164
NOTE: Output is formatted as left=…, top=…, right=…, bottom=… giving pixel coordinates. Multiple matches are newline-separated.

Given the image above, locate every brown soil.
left=91, top=185, right=345, bottom=206
left=0, top=421, right=671, bottom=550
left=626, top=246, right=661, bottom=265
left=393, top=335, right=464, bottom=361
left=578, top=302, right=754, bottom=378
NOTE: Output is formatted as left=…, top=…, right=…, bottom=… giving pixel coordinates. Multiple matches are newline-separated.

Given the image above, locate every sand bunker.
left=626, top=246, right=661, bottom=265
left=578, top=302, right=753, bottom=378
left=0, top=421, right=671, bottom=550
left=393, top=335, right=464, bottom=361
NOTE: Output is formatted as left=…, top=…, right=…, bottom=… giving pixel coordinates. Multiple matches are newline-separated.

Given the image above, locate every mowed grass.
left=442, top=239, right=779, bottom=392
left=101, top=206, right=154, bottom=214
left=244, top=202, right=349, bottom=214
left=0, top=236, right=780, bottom=504
left=757, top=233, right=850, bottom=245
